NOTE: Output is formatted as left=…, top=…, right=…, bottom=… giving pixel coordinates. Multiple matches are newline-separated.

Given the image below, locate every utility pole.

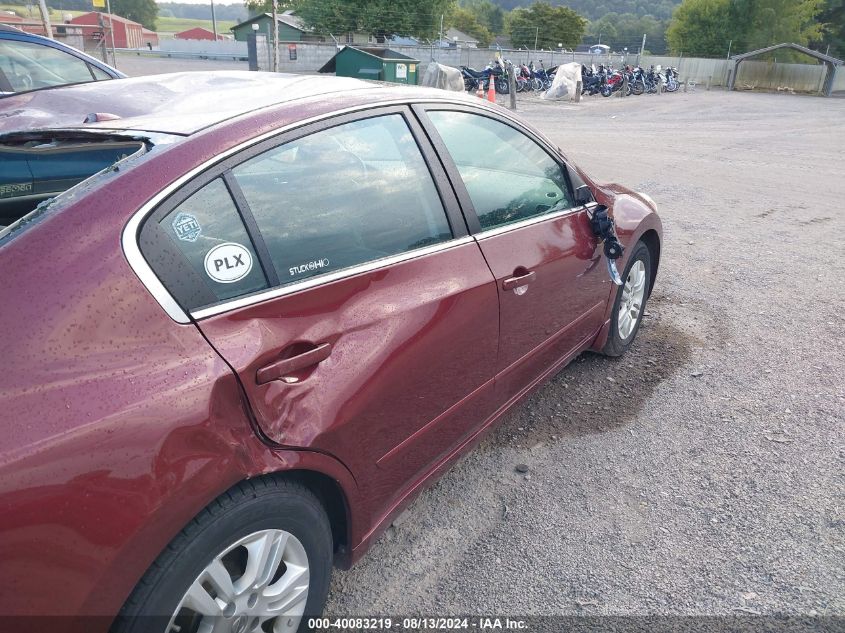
left=36, top=0, right=52, bottom=39
left=534, top=26, right=539, bottom=56
left=437, top=14, right=443, bottom=61
left=724, top=40, right=732, bottom=86
left=210, top=0, right=218, bottom=41
left=271, top=0, right=279, bottom=72
left=639, top=33, right=646, bottom=57
left=507, top=61, right=517, bottom=110
left=106, top=0, right=117, bottom=68
left=597, top=32, right=601, bottom=45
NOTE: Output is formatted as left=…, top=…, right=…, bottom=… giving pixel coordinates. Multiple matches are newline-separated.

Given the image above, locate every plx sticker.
left=204, top=242, right=253, bottom=284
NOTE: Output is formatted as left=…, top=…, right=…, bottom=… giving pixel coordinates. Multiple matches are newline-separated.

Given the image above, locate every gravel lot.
left=115, top=57, right=845, bottom=620
left=324, top=91, right=845, bottom=619
left=115, top=52, right=247, bottom=76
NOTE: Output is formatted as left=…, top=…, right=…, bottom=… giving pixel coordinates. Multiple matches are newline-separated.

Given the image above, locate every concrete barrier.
left=161, top=39, right=248, bottom=57
left=833, top=66, right=845, bottom=96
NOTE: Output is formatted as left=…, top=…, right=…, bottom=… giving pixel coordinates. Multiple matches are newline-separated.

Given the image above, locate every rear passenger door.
left=139, top=108, right=499, bottom=516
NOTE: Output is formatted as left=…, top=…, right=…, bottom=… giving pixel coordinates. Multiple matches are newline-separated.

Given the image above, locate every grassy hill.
left=1, top=4, right=84, bottom=22
left=156, top=15, right=237, bottom=34
left=0, top=4, right=236, bottom=34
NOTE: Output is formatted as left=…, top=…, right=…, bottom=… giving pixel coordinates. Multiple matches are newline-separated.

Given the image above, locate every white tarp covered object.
left=420, top=61, right=465, bottom=92
left=542, top=62, right=582, bottom=100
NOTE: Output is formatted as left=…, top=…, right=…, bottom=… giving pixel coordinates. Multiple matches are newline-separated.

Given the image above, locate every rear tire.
left=601, top=241, right=651, bottom=357
left=111, top=478, right=333, bottom=633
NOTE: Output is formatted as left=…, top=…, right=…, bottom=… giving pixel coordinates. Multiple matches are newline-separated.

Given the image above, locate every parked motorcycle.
left=461, top=65, right=488, bottom=92
left=601, top=69, right=627, bottom=97
left=516, top=63, right=532, bottom=92
left=663, top=66, right=680, bottom=92
left=492, top=58, right=510, bottom=94
left=528, top=60, right=553, bottom=91
left=537, top=60, right=554, bottom=90
left=581, top=64, right=603, bottom=95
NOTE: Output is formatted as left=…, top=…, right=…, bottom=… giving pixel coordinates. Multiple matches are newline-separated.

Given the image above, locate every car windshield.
left=0, top=38, right=102, bottom=94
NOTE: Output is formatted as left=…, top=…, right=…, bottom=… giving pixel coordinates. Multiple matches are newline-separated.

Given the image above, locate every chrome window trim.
left=121, top=95, right=501, bottom=323
left=122, top=210, right=192, bottom=323
left=191, top=236, right=475, bottom=320
left=474, top=202, right=598, bottom=240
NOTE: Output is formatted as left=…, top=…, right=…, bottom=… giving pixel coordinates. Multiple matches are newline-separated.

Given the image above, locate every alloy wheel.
left=167, top=529, right=310, bottom=633
left=617, top=260, right=646, bottom=340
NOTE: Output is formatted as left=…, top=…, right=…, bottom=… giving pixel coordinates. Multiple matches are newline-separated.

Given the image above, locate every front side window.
left=89, top=64, right=113, bottom=80
left=158, top=178, right=268, bottom=303
left=427, top=111, right=572, bottom=230
left=0, top=40, right=96, bottom=93
left=231, top=114, right=451, bottom=285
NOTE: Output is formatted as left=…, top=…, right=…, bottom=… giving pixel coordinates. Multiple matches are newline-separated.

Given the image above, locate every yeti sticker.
left=204, top=243, right=253, bottom=283
left=171, top=212, right=202, bottom=242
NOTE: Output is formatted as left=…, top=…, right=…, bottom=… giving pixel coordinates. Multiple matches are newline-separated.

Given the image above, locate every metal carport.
left=728, top=43, right=843, bottom=97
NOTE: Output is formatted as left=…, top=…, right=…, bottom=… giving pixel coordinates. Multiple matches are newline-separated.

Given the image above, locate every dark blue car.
left=0, top=23, right=124, bottom=96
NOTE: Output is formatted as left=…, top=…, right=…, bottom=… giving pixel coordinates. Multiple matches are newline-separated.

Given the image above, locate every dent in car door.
left=144, top=109, right=499, bottom=517
left=422, top=108, right=610, bottom=401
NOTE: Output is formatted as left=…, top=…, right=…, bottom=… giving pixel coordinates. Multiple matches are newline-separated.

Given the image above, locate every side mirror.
left=574, top=184, right=595, bottom=205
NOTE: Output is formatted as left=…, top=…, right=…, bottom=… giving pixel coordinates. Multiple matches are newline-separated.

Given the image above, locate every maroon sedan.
left=0, top=72, right=661, bottom=632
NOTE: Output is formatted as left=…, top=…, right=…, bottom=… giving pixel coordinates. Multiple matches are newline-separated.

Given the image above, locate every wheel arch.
left=279, top=468, right=351, bottom=565
left=639, top=228, right=661, bottom=297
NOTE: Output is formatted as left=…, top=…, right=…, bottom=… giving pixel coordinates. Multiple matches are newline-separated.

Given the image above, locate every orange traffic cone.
left=487, top=76, right=496, bottom=103
left=476, top=81, right=485, bottom=98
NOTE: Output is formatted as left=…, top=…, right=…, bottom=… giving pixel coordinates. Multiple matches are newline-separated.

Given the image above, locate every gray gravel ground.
left=323, top=91, right=845, bottom=619
left=117, top=56, right=845, bottom=624
left=115, top=52, right=248, bottom=76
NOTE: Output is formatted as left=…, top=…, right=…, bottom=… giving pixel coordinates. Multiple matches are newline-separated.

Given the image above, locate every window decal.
left=171, top=212, right=202, bottom=242
left=289, top=258, right=331, bottom=276
left=204, top=242, right=253, bottom=284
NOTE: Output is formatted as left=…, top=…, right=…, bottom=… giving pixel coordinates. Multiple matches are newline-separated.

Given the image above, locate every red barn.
left=0, top=13, right=24, bottom=24
left=174, top=27, right=222, bottom=41
left=70, top=11, right=145, bottom=49
left=0, top=13, right=44, bottom=35
left=142, top=27, right=159, bottom=48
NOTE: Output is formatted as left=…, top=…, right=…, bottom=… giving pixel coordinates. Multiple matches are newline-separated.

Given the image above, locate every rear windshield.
left=0, top=133, right=145, bottom=231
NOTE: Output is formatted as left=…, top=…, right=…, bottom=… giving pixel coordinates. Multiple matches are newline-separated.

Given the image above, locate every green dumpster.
left=319, top=47, right=419, bottom=85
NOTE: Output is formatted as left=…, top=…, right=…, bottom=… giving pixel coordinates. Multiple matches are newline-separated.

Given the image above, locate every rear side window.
left=231, top=114, right=451, bottom=285
left=158, top=178, right=268, bottom=302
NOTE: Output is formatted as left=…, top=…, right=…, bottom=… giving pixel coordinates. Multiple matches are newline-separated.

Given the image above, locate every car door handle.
left=502, top=270, right=536, bottom=290
left=256, top=343, right=332, bottom=385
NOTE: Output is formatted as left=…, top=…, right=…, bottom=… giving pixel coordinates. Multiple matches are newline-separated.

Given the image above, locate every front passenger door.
left=422, top=108, right=610, bottom=403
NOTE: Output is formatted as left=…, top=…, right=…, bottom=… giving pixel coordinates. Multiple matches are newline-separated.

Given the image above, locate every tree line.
left=667, top=0, right=841, bottom=58
left=8, top=0, right=839, bottom=59
left=248, top=0, right=839, bottom=58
